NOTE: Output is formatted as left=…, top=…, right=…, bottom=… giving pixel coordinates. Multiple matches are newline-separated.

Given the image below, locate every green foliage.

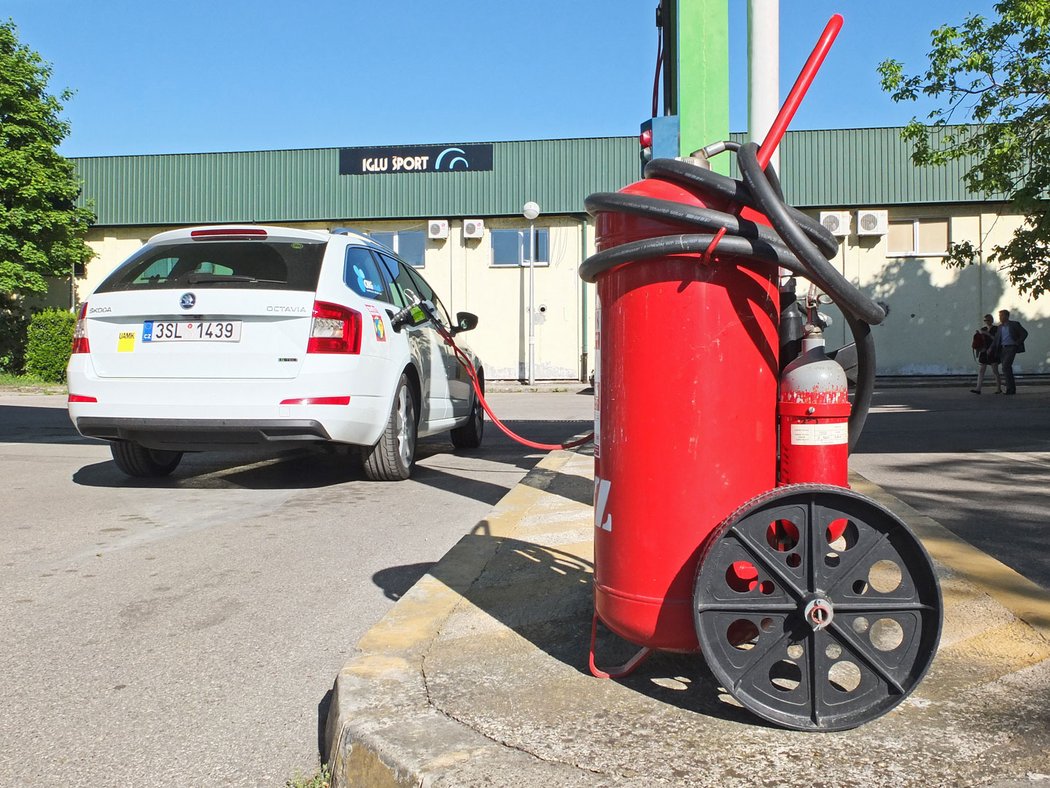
left=877, top=1, right=1050, bottom=296
left=0, top=298, right=29, bottom=373
left=0, top=19, right=95, bottom=299
left=285, top=764, right=330, bottom=788
left=0, top=370, right=62, bottom=390
left=24, top=308, right=74, bottom=382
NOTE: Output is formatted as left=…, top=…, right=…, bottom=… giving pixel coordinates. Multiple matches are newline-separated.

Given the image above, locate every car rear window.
left=95, top=240, right=326, bottom=293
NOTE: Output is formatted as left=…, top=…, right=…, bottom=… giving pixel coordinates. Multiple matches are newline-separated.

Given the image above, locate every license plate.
left=143, top=320, right=242, bottom=342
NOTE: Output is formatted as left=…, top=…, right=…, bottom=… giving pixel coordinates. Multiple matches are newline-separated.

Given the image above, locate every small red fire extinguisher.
left=778, top=321, right=850, bottom=488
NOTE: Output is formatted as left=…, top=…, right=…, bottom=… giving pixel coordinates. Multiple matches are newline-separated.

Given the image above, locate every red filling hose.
left=437, top=323, right=594, bottom=451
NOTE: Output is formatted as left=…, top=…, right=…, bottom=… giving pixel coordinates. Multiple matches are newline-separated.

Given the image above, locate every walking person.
left=970, top=314, right=1002, bottom=394
left=991, top=309, right=1029, bottom=395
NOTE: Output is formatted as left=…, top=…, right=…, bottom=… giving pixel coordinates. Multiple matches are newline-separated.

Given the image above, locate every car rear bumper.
left=65, top=369, right=391, bottom=448
left=75, top=417, right=334, bottom=450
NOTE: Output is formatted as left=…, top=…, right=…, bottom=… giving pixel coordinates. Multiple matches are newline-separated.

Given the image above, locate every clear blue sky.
left=6, top=1, right=1000, bottom=159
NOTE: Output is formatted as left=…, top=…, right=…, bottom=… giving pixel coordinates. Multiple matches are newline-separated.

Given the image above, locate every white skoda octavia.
left=66, top=225, right=485, bottom=480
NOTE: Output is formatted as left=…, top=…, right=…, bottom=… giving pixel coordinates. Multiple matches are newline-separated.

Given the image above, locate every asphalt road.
left=0, top=389, right=592, bottom=788
left=3, top=381, right=1047, bottom=786
left=852, top=382, right=1050, bottom=592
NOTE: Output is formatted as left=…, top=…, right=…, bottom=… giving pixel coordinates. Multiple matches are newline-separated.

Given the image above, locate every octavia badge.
left=180, top=293, right=196, bottom=309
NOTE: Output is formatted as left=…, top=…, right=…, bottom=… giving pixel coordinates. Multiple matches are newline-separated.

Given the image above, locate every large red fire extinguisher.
left=581, top=124, right=942, bottom=731
left=588, top=173, right=781, bottom=655
left=582, top=141, right=942, bottom=731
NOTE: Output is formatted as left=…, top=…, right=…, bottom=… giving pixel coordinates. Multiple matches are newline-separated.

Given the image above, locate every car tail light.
left=71, top=302, right=90, bottom=354
left=190, top=228, right=268, bottom=240
left=307, top=301, right=362, bottom=354
left=68, top=394, right=98, bottom=403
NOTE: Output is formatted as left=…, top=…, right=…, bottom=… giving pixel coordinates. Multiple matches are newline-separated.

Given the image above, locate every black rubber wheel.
left=110, top=440, right=183, bottom=478
left=450, top=379, right=484, bottom=449
left=693, top=484, right=941, bottom=731
left=362, top=373, right=417, bottom=481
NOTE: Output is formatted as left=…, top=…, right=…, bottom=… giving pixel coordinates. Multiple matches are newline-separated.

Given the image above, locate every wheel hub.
left=803, top=596, right=834, bottom=630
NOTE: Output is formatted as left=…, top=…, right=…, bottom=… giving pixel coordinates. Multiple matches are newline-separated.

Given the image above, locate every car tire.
left=110, top=440, right=183, bottom=477
left=450, top=380, right=484, bottom=449
left=362, top=373, right=417, bottom=481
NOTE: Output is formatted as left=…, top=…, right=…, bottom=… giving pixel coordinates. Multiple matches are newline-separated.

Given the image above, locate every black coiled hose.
left=580, top=141, right=887, bottom=452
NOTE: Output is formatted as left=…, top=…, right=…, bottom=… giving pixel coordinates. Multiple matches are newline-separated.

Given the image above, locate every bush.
left=0, top=303, right=30, bottom=374
left=25, top=308, right=76, bottom=382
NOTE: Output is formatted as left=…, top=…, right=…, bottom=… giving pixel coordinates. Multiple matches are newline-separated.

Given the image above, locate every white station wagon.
left=67, top=225, right=485, bottom=480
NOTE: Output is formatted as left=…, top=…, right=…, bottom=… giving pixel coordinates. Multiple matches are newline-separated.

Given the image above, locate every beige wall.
left=75, top=204, right=1050, bottom=379
left=816, top=205, right=1050, bottom=375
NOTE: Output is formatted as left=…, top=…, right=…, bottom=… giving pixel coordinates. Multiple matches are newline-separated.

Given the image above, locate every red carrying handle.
left=757, top=13, right=843, bottom=171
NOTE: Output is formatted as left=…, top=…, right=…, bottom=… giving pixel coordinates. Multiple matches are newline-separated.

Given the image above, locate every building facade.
left=68, top=129, right=1049, bottom=378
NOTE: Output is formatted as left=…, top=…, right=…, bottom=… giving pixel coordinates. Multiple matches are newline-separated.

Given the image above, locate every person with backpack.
left=970, top=314, right=1002, bottom=395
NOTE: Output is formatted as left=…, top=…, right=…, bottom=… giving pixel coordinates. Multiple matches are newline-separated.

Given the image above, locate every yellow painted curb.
left=851, top=472, right=1050, bottom=645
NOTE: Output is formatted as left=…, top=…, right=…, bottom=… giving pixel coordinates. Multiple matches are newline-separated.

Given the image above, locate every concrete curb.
left=323, top=450, right=581, bottom=787
left=325, top=453, right=1050, bottom=786
left=849, top=472, right=1050, bottom=643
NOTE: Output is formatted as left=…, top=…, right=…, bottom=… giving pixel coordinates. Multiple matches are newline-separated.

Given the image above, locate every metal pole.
left=748, top=0, right=780, bottom=174
left=528, top=221, right=536, bottom=385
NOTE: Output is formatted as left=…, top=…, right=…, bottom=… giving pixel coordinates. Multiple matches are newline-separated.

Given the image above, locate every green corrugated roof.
left=762, top=127, right=984, bottom=207
left=72, top=128, right=990, bottom=227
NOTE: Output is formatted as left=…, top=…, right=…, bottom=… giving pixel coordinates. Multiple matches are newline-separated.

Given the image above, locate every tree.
left=878, top=1, right=1050, bottom=297
left=0, top=19, right=94, bottom=300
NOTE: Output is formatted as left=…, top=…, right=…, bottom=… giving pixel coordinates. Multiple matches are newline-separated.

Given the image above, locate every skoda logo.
left=180, top=293, right=196, bottom=310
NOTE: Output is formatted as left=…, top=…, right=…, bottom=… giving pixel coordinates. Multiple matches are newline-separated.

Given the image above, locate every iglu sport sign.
left=339, top=144, right=494, bottom=175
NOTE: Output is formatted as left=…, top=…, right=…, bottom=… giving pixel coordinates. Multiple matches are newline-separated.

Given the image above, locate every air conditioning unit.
left=819, top=211, right=851, bottom=238
left=856, top=209, right=888, bottom=236
left=427, top=219, right=449, bottom=240
left=463, top=219, right=485, bottom=239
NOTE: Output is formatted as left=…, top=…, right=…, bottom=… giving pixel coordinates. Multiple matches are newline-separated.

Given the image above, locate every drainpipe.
left=978, top=212, right=985, bottom=318
left=580, top=216, right=589, bottom=382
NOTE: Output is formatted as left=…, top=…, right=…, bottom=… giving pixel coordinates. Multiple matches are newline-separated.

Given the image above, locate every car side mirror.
left=452, top=311, right=479, bottom=335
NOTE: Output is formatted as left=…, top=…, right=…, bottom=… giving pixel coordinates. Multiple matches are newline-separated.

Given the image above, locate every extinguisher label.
left=790, top=422, right=848, bottom=446
left=594, top=477, right=612, bottom=531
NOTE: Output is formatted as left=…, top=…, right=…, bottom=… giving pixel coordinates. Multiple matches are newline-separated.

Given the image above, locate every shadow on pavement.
left=68, top=419, right=593, bottom=507
left=372, top=562, right=437, bottom=602
left=0, top=404, right=89, bottom=445
left=423, top=529, right=764, bottom=727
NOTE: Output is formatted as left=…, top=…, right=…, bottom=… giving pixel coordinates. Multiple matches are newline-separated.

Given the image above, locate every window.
left=404, top=266, right=453, bottom=330
left=368, top=230, right=426, bottom=267
left=376, top=253, right=414, bottom=309
left=344, top=247, right=392, bottom=302
left=490, top=228, right=550, bottom=266
left=376, top=254, right=453, bottom=329
left=134, top=256, right=178, bottom=284
left=95, top=241, right=326, bottom=293
left=888, top=218, right=949, bottom=256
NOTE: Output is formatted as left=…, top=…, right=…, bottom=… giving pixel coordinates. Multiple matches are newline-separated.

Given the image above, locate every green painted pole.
left=677, top=0, right=730, bottom=174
